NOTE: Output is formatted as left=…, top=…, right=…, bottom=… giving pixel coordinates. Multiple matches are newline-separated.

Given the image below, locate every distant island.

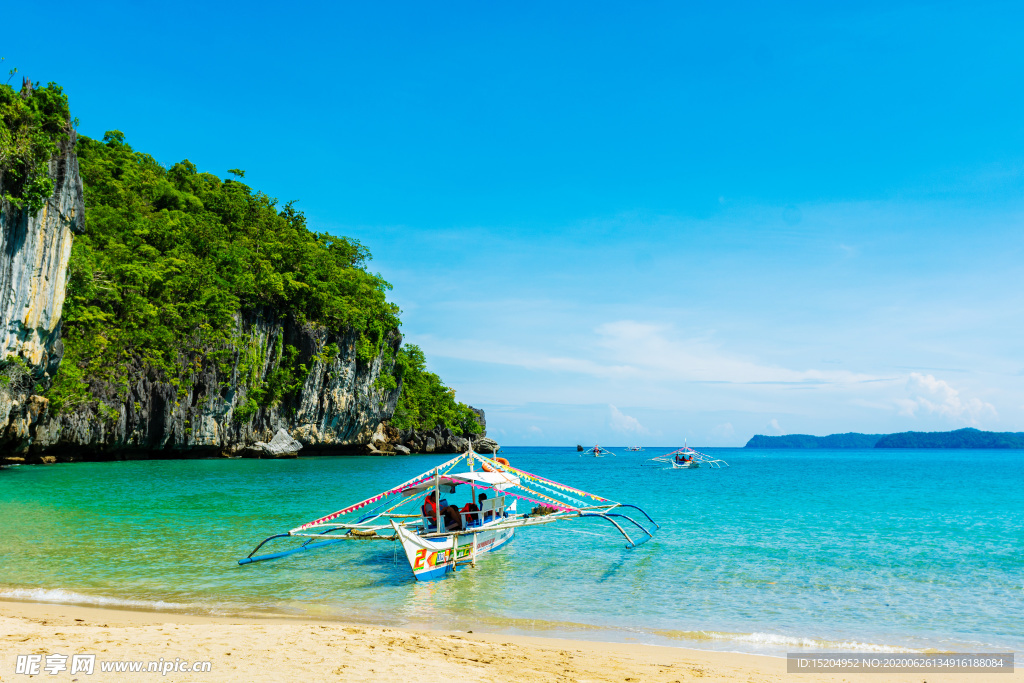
left=745, top=428, right=1024, bottom=449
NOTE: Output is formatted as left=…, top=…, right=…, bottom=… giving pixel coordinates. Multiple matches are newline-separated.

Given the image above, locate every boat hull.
left=392, top=513, right=517, bottom=581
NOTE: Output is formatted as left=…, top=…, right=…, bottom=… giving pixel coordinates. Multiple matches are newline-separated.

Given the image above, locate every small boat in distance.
left=240, top=444, right=658, bottom=581
left=644, top=445, right=729, bottom=469
left=625, top=446, right=643, bottom=452
left=584, top=444, right=615, bottom=457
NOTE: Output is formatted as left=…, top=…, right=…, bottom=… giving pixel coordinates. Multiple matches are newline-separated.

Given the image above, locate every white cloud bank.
left=608, top=404, right=648, bottom=434
left=896, top=373, right=997, bottom=425
left=414, top=320, right=1004, bottom=439
left=417, top=320, right=881, bottom=387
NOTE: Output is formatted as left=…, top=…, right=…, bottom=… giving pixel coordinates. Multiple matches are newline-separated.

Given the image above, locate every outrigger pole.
left=434, top=466, right=441, bottom=533
left=238, top=446, right=660, bottom=568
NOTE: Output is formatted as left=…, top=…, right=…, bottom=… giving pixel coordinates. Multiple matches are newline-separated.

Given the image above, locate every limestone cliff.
left=11, top=309, right=402, bottom=459
left=1, top=118, right=489, bottom=461
left=0, top=136, right=84, bottom=373
left=0, top=136, right=84, bottom=449
left=368, top=407, right=499, bottom=455
left=0, top=137, right=405, bottom=459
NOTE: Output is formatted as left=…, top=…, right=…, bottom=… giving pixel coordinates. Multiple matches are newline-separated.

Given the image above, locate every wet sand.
left=0, top=600, right=1016, bottom=682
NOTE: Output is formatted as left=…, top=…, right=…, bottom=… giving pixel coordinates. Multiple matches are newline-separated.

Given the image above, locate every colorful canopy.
left=400, top=471, right=521, bottom=496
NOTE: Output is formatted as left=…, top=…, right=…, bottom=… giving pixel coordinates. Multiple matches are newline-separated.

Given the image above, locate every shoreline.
left=3, top=600, right=1016, bottom=682
left=0, top=587, right=961, bottom=657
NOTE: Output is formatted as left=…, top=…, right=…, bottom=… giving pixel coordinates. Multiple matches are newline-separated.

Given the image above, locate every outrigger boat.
left=625, top=446, right=643, bottom=452
left=645, top=445, right=729, bottom=469
left=583, top=444, right=615, bottom=457
left=239, top=445, right=658, bottom=581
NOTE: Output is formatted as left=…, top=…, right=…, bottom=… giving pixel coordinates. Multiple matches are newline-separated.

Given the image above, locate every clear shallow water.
left=1, top=447, right=1021, bottom=656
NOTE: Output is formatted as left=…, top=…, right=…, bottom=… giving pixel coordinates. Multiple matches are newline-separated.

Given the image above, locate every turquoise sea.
left=1, top=447, right=1021, bottom=656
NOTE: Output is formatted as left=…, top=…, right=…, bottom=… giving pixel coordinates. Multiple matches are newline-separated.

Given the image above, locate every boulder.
left=252, top=428, right=302, bottom=458
left=473, top=437, right=500, bottom=453
left=393, top=444, right=411, bottom=455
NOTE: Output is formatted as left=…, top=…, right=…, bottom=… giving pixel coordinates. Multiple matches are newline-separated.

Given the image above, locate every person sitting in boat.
left=478, top=492, right=493, bottom=522
left=461, top=500, right=480, bottom=526
left=423, top=491, right=462, bottom=531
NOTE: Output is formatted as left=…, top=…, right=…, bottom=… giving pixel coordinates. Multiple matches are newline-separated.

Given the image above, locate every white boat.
left=644, top=445, right=729, bottom=469
left=240, top=445, right=658, bottom=581
left=582, top=445, right=615, bottom=457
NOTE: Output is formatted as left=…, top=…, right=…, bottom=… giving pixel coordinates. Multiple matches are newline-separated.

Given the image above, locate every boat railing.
left=415, top=513, right=563, bottom=540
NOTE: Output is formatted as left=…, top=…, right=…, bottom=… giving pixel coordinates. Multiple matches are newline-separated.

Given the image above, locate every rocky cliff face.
left=368, top=407, right=499, bottom=455
left=1, top=140, right=494, bottom=462
left=0, top=138, right=407, bottom=459
left=9, top=308, right=403, bottom=459
left=0, top=140, right=84, bottom=374
left=0, top=136, right=84, bottom=451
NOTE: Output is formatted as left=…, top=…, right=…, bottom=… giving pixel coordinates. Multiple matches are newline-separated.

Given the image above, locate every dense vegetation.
left=392, top=345, right=481, bottom=435
left=51, top=129, right=480, bottom=434
left=745, top=433, right=883, bottom=448
left=875, top=428, right=1024, bottom=449
left=0, top=76, right=72, bottom=213
left=0, top=71, right=481, bottom=437
left=745, top=428, right=1024, bottom=449
left=50, top=130, right=402, bottom=411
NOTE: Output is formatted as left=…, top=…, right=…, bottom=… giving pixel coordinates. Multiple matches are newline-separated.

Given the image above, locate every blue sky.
left=7, top=1, right=1024, bottom=445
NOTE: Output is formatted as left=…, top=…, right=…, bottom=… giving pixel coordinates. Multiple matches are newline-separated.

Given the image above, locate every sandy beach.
left=0, top=600, right=1015, bottom=682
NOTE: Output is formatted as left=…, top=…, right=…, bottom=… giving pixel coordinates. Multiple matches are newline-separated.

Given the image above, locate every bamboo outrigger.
left=644, top=445, right=729, bottom=469
left=239, top=444, right=658, bottom=581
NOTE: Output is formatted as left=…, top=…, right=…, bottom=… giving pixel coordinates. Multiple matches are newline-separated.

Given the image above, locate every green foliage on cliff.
left=53, top=130, right=400, bottom=408
left=47, top=126, right=479, bottom=433
left=391, top=344, right=483, bottom=436
left=0, top=79, right=72, bottom=214
left=0, top=356, right=33, bottom=394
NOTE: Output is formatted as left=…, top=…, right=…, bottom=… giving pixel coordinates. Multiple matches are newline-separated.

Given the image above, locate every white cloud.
left=711, top=422, right=736, bottom=440
left=413, top=320, right=1008, bottom=437
left=608, top=404, right=647, bottom=434
left=591, top=320, right=880, bottom=387
left=897, top=373, right=996, bottom=425
left=411, top=334, right=638, bottom=380
left=419, top=320, right=882, bottom=388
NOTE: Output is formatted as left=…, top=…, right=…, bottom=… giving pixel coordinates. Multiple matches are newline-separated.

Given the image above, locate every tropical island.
left=745, top=427, right=1024, bottom=449
left=0, top=79, right=493, bottom=460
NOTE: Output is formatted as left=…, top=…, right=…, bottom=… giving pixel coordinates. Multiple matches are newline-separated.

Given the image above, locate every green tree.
left=0, top=78, right=72, bottom=214
left=390, top=344, right=482, bottom=435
